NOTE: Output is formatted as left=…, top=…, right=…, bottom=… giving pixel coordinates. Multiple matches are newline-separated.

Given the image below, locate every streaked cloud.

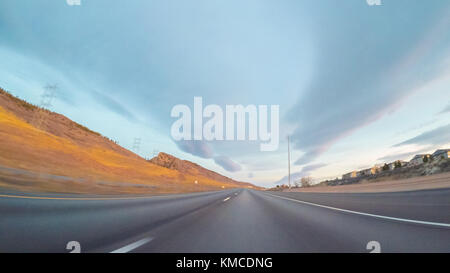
left=275, top=162, right=326, bottom=185
left=90, top=90, right=137, bottom=122
left=214, top=156, right=242, bottom=172
left=438, top=102, right=450, bottom=114
left=175, top=140, right=214, bottom=159
left=287, top=2, right=450, bottom=166
left=301, top=163, right=327, bottom=173
left=394, top=124, right=450, bottom=147
left=377, top=148, right=431, bottom=162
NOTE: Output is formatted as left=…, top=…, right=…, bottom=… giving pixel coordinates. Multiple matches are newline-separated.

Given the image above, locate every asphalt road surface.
left=1, top=188, right=449, bottom=253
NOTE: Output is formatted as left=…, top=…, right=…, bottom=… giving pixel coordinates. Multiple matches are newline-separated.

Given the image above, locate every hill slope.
left=0, top=87, right=257, bottom=194
left=149, top=152, right=253, bottom=187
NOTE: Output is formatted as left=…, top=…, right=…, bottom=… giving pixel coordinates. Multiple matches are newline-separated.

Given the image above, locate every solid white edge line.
left=110, top=237, right=153, bottom=253
left=223, top=197, right=231, bottom=202
left=264, top=193, right=450, bottom=228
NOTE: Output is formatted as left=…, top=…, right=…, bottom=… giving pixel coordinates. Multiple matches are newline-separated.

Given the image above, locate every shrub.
left=301, top=177, right=312, bottom=187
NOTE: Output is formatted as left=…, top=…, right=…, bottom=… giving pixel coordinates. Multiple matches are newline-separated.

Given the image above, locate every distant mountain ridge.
left=0, top=87, right=258, bottom=194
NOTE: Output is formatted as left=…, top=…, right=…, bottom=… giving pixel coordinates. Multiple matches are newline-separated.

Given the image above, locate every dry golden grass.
left=0, top=89, right=257, bottom=194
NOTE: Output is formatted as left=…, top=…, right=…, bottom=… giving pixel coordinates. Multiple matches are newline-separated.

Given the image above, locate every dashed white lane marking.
left=223, top=197, right=231, bottom=202
left=235, top=193, right=238, bottom=196
left=265, top=193, right=450, bottom=228
left=110, top=237, right=153, bottom=253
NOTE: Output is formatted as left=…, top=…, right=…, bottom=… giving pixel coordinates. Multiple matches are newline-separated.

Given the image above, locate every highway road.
left=0, top=188, right=449, bottom=252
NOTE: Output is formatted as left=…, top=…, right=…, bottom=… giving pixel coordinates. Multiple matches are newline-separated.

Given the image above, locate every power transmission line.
left=32, top=84, right=58, bottom=128
left=132, top=137, right=141, bottom=154
left=40, top=84, right=58, bottom=109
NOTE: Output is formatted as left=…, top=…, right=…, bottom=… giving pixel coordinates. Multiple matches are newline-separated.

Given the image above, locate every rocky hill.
left=149, top=152, right=255, bottom=188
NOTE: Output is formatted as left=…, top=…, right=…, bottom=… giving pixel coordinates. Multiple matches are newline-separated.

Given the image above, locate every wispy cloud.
left=394, top=124, right=450, bottom=147
left=287, top=4, right=450, bottom=166
left=274, top=172, right=303, bottom=186
left=214, top=156, right=242, bottom=172
left=377, top=148, right=431, bottom=162
left=438, top=102, right=450, bottom=114
left=274, top=162, right=326, bottom=185
left=175, top=140, right=214, bottom=159
left=175, top=141, right=242, bottom=172
left=90, top=90, right=137, bottom=122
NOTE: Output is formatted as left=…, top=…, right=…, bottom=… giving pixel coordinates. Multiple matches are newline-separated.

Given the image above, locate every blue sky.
left=0, top=0, right=449, bottom=187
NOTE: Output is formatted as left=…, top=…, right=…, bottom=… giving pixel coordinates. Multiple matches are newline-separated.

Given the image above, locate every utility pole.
left=288, top=136, right=291, bottom=189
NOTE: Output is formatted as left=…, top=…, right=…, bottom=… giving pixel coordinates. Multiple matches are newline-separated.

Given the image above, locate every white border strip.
left=110, top=237, right=153, bottom=253
left=265, top=193, right=450, bottom=228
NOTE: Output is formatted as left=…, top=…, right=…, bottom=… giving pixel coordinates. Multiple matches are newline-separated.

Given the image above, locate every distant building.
left=388, top=160, right=407, bottom=170
left=342, top=171, right=358, bottom=179
left=432, top=149, right=450, bottom=159
left=371, top=164, right=383, bottom=174
left=359, top=168, right=373, bottom=176
left=408, top=154, right=430, bottom=166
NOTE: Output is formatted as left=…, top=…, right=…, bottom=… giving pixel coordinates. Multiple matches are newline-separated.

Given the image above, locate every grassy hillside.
left=0, top=87, right=257, bottom=194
